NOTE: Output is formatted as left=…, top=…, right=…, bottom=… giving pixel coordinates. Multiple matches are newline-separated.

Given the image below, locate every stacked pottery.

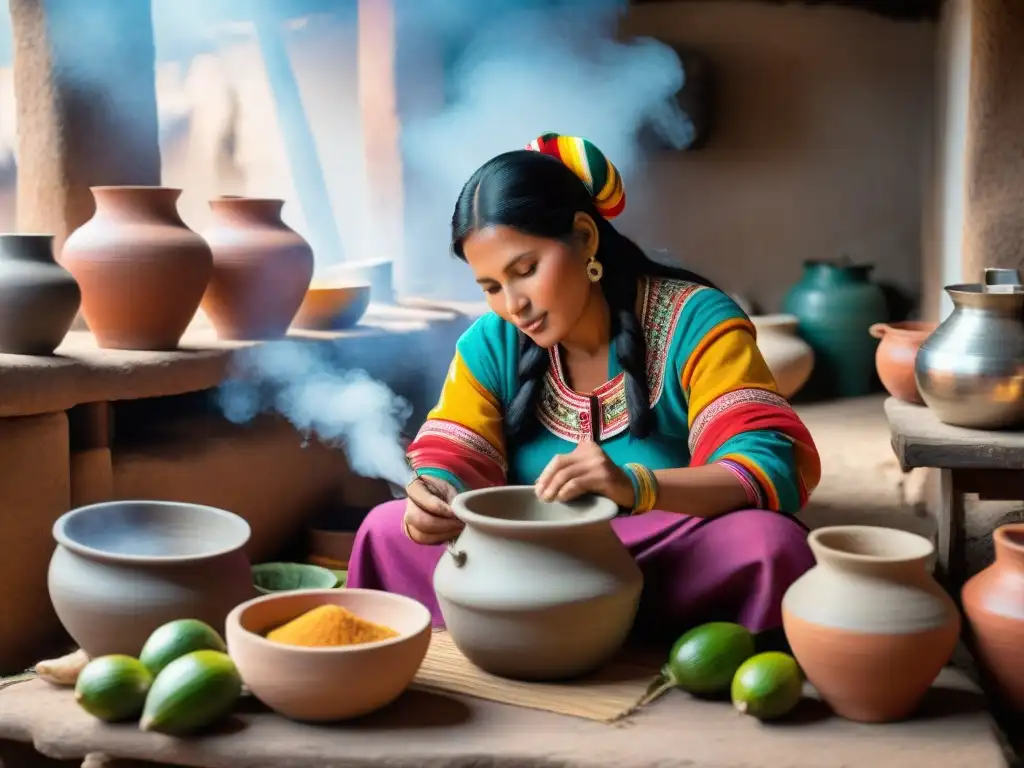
left=200, top=197, right=314, bottom=340
left=750, top=314, right=814, bottom=399
left=869, top=321, right=937, bottom=404
left=961, top=523, right=1024, bottom=711
left=782, top=525, right=960, bottom=722
left=60, top=187, right=213, bottom=350
left=0, top=234, right=80, bottom=355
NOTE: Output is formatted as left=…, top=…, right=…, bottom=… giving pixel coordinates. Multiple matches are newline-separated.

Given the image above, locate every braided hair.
left=451, top=133, right=717, bottom=441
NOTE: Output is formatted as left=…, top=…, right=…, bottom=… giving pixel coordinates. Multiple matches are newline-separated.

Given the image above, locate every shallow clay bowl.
left=291, top=284, right=371, bottom=331
left=225, top=588, right=431, bottom=722
left=252, top=562, right=339, bottom=594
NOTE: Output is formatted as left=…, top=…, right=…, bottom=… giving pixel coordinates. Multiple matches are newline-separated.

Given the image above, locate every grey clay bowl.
left=252, top=562, right=339, bottom=594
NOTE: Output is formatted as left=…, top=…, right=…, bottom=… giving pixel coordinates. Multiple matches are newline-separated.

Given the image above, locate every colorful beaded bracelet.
left=623, top=463, right=659, bottom=515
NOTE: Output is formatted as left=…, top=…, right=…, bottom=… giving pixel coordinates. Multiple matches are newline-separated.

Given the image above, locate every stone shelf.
left=0, top=669, right=1007, bottom=768
left=0, top=304, right=463, bottom=419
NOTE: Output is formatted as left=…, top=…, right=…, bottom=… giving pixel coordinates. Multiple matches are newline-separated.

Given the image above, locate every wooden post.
left=8, top=0, right=162, bottom=254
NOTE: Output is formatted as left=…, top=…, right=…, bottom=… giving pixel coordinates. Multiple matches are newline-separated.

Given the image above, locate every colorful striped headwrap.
left=525, top=132, right=626, bottom=220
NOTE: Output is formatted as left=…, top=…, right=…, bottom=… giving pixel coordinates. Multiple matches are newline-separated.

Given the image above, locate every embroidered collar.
left=536, top=277, right=701, bottom=442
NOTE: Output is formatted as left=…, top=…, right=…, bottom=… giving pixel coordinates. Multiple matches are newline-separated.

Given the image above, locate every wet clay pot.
left=433, top=486, right=643, bottom=681
left=782, top=526, right=959, bottom=722
left=962, top=523, right=1024, bottom=711
left=48, top=500, right=256, bottom=657
left=200, top=197, right=314, bottom=340
left=750, top=314, right=815, bottom=399
left=60, top=187, right=213, bottom=350
left=0, top=234, right=80, bottom=354
left=869, top=321, right=937, bottom=404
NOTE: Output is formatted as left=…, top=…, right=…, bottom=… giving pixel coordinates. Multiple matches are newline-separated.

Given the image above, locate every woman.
left=348, top=133, right=821, bottom=641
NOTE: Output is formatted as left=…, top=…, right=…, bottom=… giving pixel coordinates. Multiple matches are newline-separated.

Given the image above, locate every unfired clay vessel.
left=60, top=186, right=213, bottom=350
left=962, top=523, right=1024, bottom=711
left=200, top=197, right=314, bottom=340
left=226, top=588, right=431, bottom=722
left=0, top=234, right=80, bottom=354
left=48, top=500, right=255, bottom=657
left=870, top=321, right=937, bottom=405
left=782, top=525, right=959, bottom=723
left=433, top=486, right=643, bottom=681
left=751, top=314, right=814, bottom=399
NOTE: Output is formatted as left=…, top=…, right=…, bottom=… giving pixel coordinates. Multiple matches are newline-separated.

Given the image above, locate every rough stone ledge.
left=0, top=305, right=461, bottom=419
left=0, top=670, right=1006, bottom=768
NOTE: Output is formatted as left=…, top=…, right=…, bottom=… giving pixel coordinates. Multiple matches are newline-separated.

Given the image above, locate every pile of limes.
left=659, top=622, right=804, bottom=721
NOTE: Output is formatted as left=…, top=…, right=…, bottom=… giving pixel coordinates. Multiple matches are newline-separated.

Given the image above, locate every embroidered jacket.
left=406, top=278, right=821, bottom=515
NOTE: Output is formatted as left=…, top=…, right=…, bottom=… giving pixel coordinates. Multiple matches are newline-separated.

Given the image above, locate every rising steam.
left=218, top=342, right=414, bottom=489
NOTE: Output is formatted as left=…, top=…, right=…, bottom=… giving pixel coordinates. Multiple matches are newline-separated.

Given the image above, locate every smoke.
left=397, top=0, right=693, bottom=298
left=218, top=342, right=415, bottom=489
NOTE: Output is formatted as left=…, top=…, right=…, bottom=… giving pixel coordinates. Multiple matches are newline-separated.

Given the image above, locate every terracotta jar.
left=782, top=525, right=960, bottom=723
left=962, top=523, right=1024, bottom=711
left=750, top=314, right=815, bottom=398
left=60, top=187, right=213, bottom=350
left=869, top=321, right=937, bottom=404
left=48, top=500, right=256, bottom=657
left=200, top=197, right=314, bottom=340
left=433, top=486, right=643, bottom=681
left=0, top=234, right=80, bottom=354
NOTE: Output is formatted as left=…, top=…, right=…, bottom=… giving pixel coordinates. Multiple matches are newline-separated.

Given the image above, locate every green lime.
left=664, top=622, right=757, bottom=696
left=140, top=650, right=243, bottom=736
left=139, top=619, right=227, bottom=677
left=74, top=655, right=153, bottom=722
left=731, top=651, right=804, bottom=720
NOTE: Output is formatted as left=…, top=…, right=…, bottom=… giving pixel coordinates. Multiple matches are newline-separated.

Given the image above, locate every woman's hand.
left=403, top=475, right=463, bottom=545
left=535, top=440, right=635, bottom=508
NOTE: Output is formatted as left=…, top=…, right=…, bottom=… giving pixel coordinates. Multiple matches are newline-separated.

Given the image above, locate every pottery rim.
left=452, top=485, right=618, bottom=531
left=227, top=587, right=431, bottom=653
left=869, top=321, right=938, bottom=340
left=750, top=313, right=799, bottom=331
left=53, top=500, right=251, bottom=564
left=993, top=523, right=1024, bottom=562
left=808, top=525, right=933, bottom=566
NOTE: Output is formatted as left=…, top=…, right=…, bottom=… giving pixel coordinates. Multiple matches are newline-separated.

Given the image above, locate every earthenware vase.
left=0, top=234, right=80, bottom=354
left=750, top=314, right=814, bottom=398
left=962, top=523, right=1024, bottom=711
left=869, top=321, right=937, bottom=405
left=200, top=197, right=314, bottom=340
left=782, top=259, right=888, bottom=398
left=433, top=486, right=643, bottom=681
left=48, top=500, right=256, bottom=657
left=60, top=187, right=213, bottom=350
left=781, top=525, right=959, bottom=723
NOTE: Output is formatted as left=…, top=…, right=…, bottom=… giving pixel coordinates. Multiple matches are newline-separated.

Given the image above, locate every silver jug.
left=915, top=268, right=1024, bottom=429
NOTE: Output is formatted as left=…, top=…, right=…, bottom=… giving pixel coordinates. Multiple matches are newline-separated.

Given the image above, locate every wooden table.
left=0, top=672, right=1008, bottom=768
left=884, top=397, right=1024, bottom=591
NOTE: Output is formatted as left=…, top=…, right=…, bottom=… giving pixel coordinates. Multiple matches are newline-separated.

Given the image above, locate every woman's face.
left=462, top=217, right=597, bottom=348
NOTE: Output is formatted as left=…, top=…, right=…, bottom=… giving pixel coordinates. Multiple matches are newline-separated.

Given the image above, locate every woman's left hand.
left=535, top=440, right=636, bottom=508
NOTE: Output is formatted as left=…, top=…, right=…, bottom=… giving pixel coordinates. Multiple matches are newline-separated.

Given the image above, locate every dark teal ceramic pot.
left=782, top=260, right=888, bottom=399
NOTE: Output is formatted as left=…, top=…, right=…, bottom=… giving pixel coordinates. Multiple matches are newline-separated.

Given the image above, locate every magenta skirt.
left=346, top=500, right=814, bottom=639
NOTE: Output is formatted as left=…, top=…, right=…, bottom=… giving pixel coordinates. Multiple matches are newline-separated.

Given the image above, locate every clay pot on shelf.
left=781, top=525, right=960, bottom=723
left=200, top=197, right=314, bottom=340
left=48, top=500, right=256, bottom=657
left=782, top=259, right=888, bottom=399
left=869, top=321, right=937, bottom=405
left=962, top=523, right=1024, bottom=711
left=0, top=234, right=80, bottom=355
left=433, top=486, right=643, bottom=681
left=60, top=187, right=213, bottom=350
left=750, top=314, right=814, bottom=399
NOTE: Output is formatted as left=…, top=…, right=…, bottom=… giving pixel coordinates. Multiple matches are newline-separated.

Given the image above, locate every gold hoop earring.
left=586, top=256, right=604, bottom=282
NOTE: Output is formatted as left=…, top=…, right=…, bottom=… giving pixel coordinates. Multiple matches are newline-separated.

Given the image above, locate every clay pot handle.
left=869, top=323, right=888, bottom=340
left=446, top=540, right=467, bottom=567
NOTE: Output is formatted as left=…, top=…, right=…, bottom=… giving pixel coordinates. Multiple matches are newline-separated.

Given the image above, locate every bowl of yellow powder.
left=225, top=588, right=431, bottom=722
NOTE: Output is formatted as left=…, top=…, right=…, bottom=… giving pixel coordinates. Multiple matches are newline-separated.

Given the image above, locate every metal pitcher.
left=915, top=268, right=1024, bottom=429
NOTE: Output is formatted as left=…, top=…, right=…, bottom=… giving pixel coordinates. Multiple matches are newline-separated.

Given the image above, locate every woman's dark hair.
left=452, top=149, right=718, bottom=440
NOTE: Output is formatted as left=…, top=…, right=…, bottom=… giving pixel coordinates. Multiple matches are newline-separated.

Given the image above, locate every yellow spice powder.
left=266, top=604, right=398, bottom=647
